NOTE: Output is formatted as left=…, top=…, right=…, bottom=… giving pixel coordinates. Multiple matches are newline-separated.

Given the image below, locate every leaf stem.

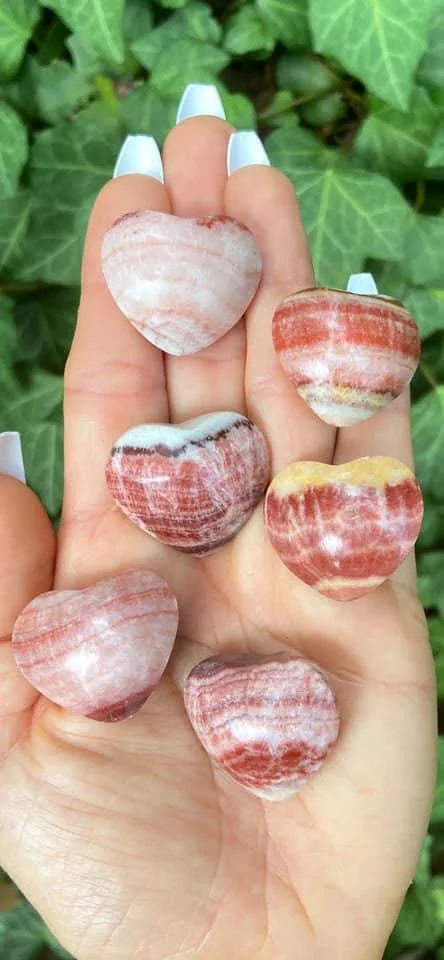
left=420, top=361, right=439, bottom=390
left=0, top=282, right=53, bottom=293
left=414, top=180, right=425, bottom=212
left=259, top=89, right=328, bottom=120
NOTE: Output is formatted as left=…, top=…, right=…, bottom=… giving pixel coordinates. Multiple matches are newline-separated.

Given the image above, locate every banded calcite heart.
left=272, top=288, right=420, bottom=426
left=101, top=211, right=262, bottom=355
left=264, top=457, right=423, bottom=600
left=12, top=570, right=178, bottom=722
left=184, top=652, right=339, bottom=801
left=106, top=412, right=270, bottom=555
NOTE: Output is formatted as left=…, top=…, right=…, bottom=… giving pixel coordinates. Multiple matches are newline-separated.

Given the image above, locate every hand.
left=0, top=114, right=436, bottom=960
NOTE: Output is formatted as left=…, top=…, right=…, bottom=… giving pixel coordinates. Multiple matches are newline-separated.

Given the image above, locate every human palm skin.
left=0, top=117, right=436, bottom=960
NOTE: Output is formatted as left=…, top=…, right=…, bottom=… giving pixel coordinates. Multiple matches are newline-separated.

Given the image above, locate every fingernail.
left=176, top=83, right=226, bottom=123
left=227, top=131, right=270, bottom=176
left=347, top=273, right=379, bottom=295
left=0, top=432, right=25, bottom=483
left=113, top=135, right=164, bottom=182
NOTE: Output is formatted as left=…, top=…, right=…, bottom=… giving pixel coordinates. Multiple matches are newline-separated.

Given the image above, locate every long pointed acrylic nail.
left=176, top=83, right=226, bottom=123
left=0, top=432, right=25, bottom=483
left=347, top=273, right=379, bottom=295
left=113, top=135, right=164, bottom=182
left=227, top=131, right=270, bottom=176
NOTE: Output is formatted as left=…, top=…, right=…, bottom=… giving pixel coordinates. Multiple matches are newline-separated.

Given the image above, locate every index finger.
left=62, top=168, right=170, bottom=529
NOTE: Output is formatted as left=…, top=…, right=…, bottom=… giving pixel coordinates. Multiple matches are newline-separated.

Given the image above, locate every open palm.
left=0, top=116, right=436, bottom=960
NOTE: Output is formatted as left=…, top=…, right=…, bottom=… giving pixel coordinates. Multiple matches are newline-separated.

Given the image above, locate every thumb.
left=0, top=434, right=56, bottom=755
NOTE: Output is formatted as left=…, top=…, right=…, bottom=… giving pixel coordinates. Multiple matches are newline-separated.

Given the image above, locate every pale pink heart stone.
left=100, top=211, right=262, bottom=355
left=106, top=412, right=270, bottom=555
left=12, top=570, right=178, bottom=722
left=184, top=652, right=339, bottom=800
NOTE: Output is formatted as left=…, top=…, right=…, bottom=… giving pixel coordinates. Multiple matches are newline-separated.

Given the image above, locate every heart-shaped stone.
left=101, top=211, right=262, bottom=356
left=272, top=288, right=420, bottom=427
left=264, top=457, right=423, bottom=600
left=12, top=570, right=178, bottom=722
left=184, top=652, right=339, bottom=801
left=106, top=412, right=270, bottom=556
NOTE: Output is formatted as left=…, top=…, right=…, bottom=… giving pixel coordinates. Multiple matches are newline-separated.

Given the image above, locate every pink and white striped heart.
left=101, top=211, right=262, bottom=356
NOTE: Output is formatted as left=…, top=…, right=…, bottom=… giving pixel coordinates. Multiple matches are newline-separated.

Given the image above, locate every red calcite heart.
left=272, top=288, right=420, bottom=426
left=184, top=652, right=339, bottom=800
left=12, top=570, right=179, bottom=722
left=106, top=412, right=270, bottom=555
left=101, top=211, right=262, bottom=356
left=264, top=457, right=423, bottom=600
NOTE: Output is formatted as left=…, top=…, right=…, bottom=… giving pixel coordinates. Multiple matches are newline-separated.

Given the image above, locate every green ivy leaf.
left=404, top=214, right=444, bottom=286
left=0, top=900, right=45, bottom=958
left=14, top=287, right=78, bottom=373
left=431, top=736, right=444, bottom=822
left=66, top=33, right=107, bottom=79
left=0, top=369, right=62, bottom=429
left=151, top=38, right=230, bottom=97
left=404, top=288, right=444, bottom=340
left=29, top=121, right=119, bottom=205
left=429, top=620, right=444, bottom=703
left=266, top=115, right=330, bottom=168
left=123, top=0, right=153, bottom=45
left=31, top=59, right=92, bottom=125
left=352, top=88, right=439, bottom=182
left=131, top=2, right=227, bottom=96
left=218, top=86, right=257, bottom=129
left=19, top=195, right=93, bottom=284
left=427, top=120, right=444, bottom=168
left=0, top=295, right=19, bottom=394
left=309, top=0, right=438, bottom=110
left=417, top=10, right=444, bottom=91
left=224, top=5, right=275, bottom=57
left=131, top=1, right=221, bottom=68
left=0, top=101, right=27, bottom=196
left=268, top=130, right=410, bottom=285
left=0, top=192, right=31, bottom=274
left=256, top=0, right=310, bottom=50
left=0, top=0, right=40, bottom=79
left=41, top=0, right=125, bottom=64
left=412, top=386, right=444, bottom=501
left=150, top=38, right=229, bottom=98
left=22, top=421, right=63, bottom=517
left=388, top=880, right=443, bottom=951
left=156, top=0, right=190, bottom=7
left=417, top=498, right=444, bottom=551
left=370, top=260, right=444, bottom=341
left=276, top=51, right=337, bottom=94
left=418, top=551, right=444, bottom=616
left=121, top=83, right=177, bottom=143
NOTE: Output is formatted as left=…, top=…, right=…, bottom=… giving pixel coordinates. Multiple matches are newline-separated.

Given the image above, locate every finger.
left=163, top=116, right=247, bottom=421
left=62, top=168, right=170, bottom=529
left=0, top=470, right=55, bottom=755
left=334, top=389, right=417, bottom=590
left=224, top=147, right=337, bottom=472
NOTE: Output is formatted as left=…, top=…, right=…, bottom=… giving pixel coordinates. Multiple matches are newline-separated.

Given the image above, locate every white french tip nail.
left=346, top=273, right=379, bottom=295
left=176, top=83, right=226, bottom=123
left=113, top=135, right=164, bottom=182
left=0, top=432, right=25, bottom=484
left=227, top=131, right=270, bottom=176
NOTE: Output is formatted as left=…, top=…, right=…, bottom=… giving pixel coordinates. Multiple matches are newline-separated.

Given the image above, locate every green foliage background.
left=0, top=0, right=443, bottom=955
